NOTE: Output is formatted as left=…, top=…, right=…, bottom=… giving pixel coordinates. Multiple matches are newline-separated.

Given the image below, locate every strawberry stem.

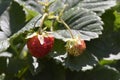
left=60, top=19, right=74, bottom=39
left=39, top=13, right=48, bottom=34
left=36, top=1, right=74, bottom=39
left=55, top=4, right=74, bottom=39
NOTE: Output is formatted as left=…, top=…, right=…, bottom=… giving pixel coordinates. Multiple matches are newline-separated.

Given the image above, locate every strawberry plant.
left=0, top=0, right=120, bottom=80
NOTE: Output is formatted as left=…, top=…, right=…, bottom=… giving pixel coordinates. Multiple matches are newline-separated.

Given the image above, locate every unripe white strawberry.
left=65, top=38, right=86, bottom=56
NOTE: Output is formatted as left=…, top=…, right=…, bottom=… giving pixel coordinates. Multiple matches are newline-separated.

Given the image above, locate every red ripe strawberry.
left=27, top=33, right=54, bottom=58
left=65, top=38, right=86, bottom=56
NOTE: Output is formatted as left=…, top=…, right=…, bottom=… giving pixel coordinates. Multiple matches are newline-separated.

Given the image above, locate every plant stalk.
left=39, top=13, right=48, bottom=34
left=60, top=19, right=74, bottom=39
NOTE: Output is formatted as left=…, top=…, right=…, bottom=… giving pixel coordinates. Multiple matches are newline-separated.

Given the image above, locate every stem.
left=39, top=13, right=48, bottom=34
left=60, top=19, right=74, bottom=39
left=9, top=39, right=19, bottom=55
left=17, top=66, right=29, bottom=79
left=56, top=4, right=74, bottom=39
left=50, top=20, right=54, bottom=31
left=18, top=42, right=26, bottom=54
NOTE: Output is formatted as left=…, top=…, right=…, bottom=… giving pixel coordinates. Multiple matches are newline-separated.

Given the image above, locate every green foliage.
left=9, top=1, right=26, bottom=34
left=0, top=0, right=120, bottom=80
left=58, top=7, right=103, bottom=40
left=0, top=39, right=10, bottom=53
left=0, top=0, right=12, bottom=15
left=114, top=11, right=120, bottom=30
left=66, top=65, right=120, bottom=80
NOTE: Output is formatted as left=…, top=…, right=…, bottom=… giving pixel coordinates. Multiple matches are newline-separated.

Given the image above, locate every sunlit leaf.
left=54, top=7, right=103, bottom=41
left=77, top=0, right=116, bottom=16
left=64, top=51, right=98, bottom=71
left=0, top=39, right=10, bottom=53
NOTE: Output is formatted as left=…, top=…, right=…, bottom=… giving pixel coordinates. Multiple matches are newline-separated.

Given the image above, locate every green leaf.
left=28, top=56, right=43, bottom=76
left=114, top=2, right=120, bottom=12
left=24, top=6, right=39, bottom=21
left=0, top=14, right=41, bottom=53
left=0, top=39, right=10, bottom=53
left=87, top=9, right=120, bottom=59
left=103, top=53, right=120, bottom=61
left=49, top=39, right=66, bottom=62
left=10, top=14, right=41, bottom=40
left=66, top=65, right=120, bottom=80
left=64, top=0, right=81, bottom=8
left=51, top=41, right=98, bottom=71
left=0, top=57, right=7, bottom=74
left=77, top=0, right=116, bottom=16
left=9, top=14, right=41, bottom=55
left=0, top=0, right=12, bottom=15
left=114, top=60, right=120, bottom=72
left=99, top=59, right=117, bottom=65
left=89, top=65, right=120, bottom=80
left=9, top=33, right=27, bottom=55
left=0, top=52, right=12, bottom=57
left=44, top=20, right=53, bottom=28
left=50, top=0, right=64, bottom=12
left=0, top=31, right=7, bottom=40
left=54, top=7, right=103, bottom=41
left=5, top=58, right=28, bottom=79
left=51, top=37, right=98, bottom=72
left=32, top=59, right=66, bottom=80
left=9, top=1, right=26, bottom=34
left=63, top=8, right=103, bottom=31
left=114, top=11, right=120, bottom=31
left=0, top=9, right=11, bottom=37
left=50, top=39, right=66, bottom=54
left=63, top=0, right=116, bottom=16
left=101, top=9, right=115, bottom=34
left=64, top=51, right=98, bottom=71
left=87, top=35, right=120, bottom=60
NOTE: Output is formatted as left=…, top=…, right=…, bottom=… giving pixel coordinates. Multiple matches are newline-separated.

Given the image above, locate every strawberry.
left=65, top=38, right=86, bottom=56
left=27, top=33, right=54, bottom=58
